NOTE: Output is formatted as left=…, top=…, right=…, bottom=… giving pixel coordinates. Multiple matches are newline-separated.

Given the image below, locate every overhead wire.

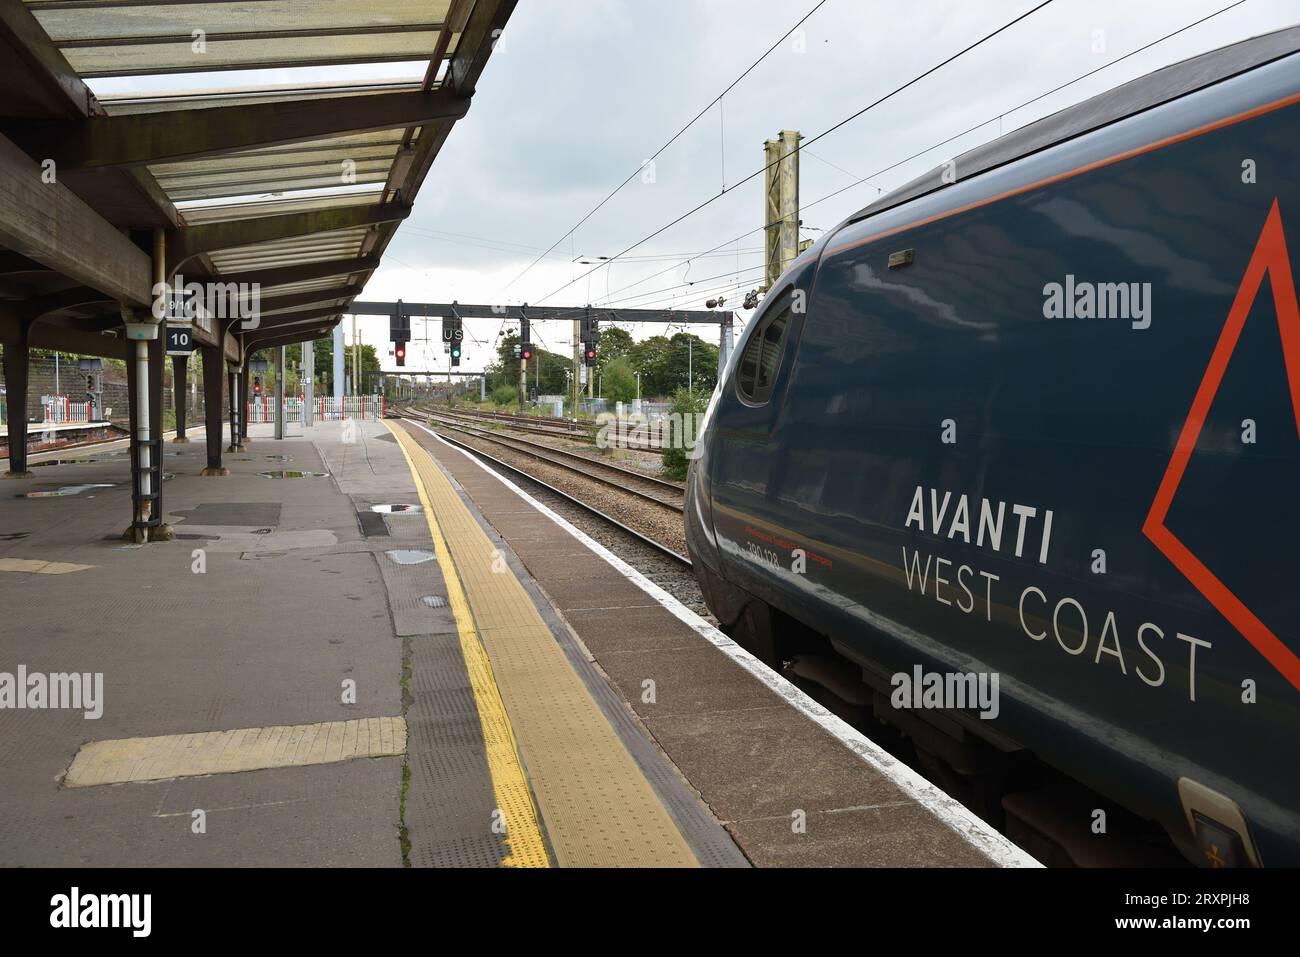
left=532, top=0, right=1056, bottom=305
left=496, top=0, right=832, bottom=298
left=579, top=0, right=1247, bottom=312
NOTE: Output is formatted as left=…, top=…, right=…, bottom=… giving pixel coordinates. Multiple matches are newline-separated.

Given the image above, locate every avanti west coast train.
left=685, top=25, right=1300, bottom=866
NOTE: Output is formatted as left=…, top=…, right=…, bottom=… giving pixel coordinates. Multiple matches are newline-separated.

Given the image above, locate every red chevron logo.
left=1143, top=199, right=1300, bottom=692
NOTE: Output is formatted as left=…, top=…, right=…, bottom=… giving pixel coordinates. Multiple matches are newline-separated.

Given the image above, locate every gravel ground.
left=436, top=409, right=671, bottom=479
left=429, top=422, right=691, bottom=558
left=429, top=417, right=683, bottom=505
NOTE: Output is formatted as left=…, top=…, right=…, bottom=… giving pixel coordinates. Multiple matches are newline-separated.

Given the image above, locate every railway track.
left=422, top=411, right=683, bottom=508
left=453, top=406, right=584, bottom=432
left=399, top=410, right=692, bottom=569
left=430, top=405, right=665, bottom=451
left=396, top=409, right=1161, bottom=866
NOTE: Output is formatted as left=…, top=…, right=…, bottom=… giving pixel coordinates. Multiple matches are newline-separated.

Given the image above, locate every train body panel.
left=686, top=35, right=1300, bottom=864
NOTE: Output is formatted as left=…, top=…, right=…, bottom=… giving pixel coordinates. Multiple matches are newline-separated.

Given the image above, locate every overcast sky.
left=93, top=0, right=1300, bottom=373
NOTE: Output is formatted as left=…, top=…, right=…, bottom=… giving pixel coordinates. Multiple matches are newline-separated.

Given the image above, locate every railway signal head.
left=253, top=377, right=262, bottom=395
left=521, top=344, right=533, bottom=361
left=395, top=343, right=406, bottom=367
left=391, top=300, right=410, bottom=343
left=584, top=346, right=597, bottom=366
left=451, top=342, right=462, bottom=366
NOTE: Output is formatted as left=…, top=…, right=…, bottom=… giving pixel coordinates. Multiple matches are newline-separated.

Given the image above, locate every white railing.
left=41, top=395, right=91, bottom=424
left=245, top=395, right=382, bottom=424
left=316, top=395, right=384, bottom=420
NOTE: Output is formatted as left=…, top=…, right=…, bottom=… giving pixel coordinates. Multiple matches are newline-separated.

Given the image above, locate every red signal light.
left=394, top=343, right=406, bottom=367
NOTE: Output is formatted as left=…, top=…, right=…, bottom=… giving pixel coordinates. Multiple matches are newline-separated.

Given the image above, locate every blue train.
left=685, top=24, right=1300, bottom=866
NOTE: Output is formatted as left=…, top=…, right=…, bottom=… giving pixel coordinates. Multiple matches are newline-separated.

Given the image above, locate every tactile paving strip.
left=0, top=558, right=93, bottom=575
left=64, top=716, right=406, bottom=787
left=388, top=422, right=698, bottom=868
left=388, top=426, right=550, bottom=869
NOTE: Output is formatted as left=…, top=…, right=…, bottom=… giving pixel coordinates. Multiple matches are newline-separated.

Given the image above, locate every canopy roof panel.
left=27, top=0, right=452, bottom=41
left=0, top=0, right=514, bottom=356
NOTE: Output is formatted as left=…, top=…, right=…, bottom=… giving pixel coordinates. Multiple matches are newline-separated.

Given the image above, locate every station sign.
left=165, top=324, right=195, bottom=356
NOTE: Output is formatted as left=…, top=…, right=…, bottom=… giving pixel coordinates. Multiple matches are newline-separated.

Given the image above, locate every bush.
left=491, top=384, right=518, bottom=407
left=601, top=357, right=637, bottom=405
left=661, top=387, right=708, bottom=481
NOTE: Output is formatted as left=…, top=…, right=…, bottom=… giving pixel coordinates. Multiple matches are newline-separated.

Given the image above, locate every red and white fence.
left=316, top=395, right=384, bottom=420
left=246, top=395, right=383, bottom=424
left=41, top=395, right=92, bottom=424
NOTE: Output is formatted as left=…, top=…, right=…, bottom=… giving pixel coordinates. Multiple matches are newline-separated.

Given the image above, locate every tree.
left=483, top=333, right=572, bottom=402
left=619, top=332, right=718, bottom=398
left=626, top=335, right=673, bottom=396
left=661, top=387, right=709, bottom=480
left=666, top=332, right=718, bottom=394
left=597, top=326, right=633, bottom=363
left=601, top=357, right=637, bottom=404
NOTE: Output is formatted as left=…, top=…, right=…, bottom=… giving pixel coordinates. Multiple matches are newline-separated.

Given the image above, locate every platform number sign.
left=166, top=324, right=194, bottom=356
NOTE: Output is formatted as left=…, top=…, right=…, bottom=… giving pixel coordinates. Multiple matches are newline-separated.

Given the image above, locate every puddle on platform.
left=0, top=532, right=31, bottom=541
left=385, top=549, right=435, bottom=565
left=259, top=470, right=329, bottom=479
left=16, top=483, right=117, bottom=498
left=32, top=451, right=182, bottom=468
left=371, top=504, right=422, bottom=514
left=420, top=595, right=448, bottom=608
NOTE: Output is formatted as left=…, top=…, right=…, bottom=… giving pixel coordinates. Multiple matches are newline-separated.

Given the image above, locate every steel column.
left=239, top=359, right=250, bottom=442
left=2, top=325, right=30, bottom=477
left=274, top=346, right=285, bottom=440
left=171, top=354, right=189, bottom=443
left=226, top=366, right=240, bottom=452
left=200, top=343, right=227, bottom=475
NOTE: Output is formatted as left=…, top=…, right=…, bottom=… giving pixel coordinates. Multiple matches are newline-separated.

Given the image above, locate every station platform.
left=0, top=416, right=1035, bottom=868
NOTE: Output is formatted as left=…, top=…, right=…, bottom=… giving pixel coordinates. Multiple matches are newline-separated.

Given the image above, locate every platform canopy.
left=0, top=0, right=515, bottom=360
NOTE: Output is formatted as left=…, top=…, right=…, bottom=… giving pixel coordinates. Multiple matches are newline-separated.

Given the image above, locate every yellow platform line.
left=388, top=420, right=698, bottom=868
left=64, top=716, right=406, bottom=787
left=388, top=421, right=551, bottom=868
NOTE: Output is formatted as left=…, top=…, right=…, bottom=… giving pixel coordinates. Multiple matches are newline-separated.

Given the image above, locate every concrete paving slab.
left=0, top=421, right=409, bottom=866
